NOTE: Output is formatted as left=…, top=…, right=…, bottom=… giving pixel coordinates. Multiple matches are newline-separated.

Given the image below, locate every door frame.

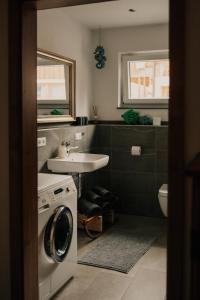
left=9, top=0, right=187, bottom=299
left=168, top=0, right=187, bottom=299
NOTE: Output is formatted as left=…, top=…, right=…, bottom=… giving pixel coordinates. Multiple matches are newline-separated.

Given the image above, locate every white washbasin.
left=47, top=153, right=109, bottom=173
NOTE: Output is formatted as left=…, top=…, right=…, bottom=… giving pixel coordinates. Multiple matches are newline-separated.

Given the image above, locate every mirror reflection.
left=37, top=50, right=76, bottom=123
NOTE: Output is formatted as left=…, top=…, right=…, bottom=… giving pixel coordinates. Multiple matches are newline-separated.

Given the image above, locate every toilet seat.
left=158, top=184, right=168, bottom=217
left=159, top=184, right=168, bottom=198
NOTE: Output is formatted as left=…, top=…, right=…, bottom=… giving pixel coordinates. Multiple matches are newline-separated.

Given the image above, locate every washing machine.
left=38, top=173, right=77, bottom=300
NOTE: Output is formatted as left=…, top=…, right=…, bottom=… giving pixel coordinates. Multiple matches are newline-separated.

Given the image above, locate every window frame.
left=118, top=50, right=169, bottom=109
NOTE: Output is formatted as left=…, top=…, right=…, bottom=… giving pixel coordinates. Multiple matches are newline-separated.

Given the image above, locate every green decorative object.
left=138, top=115, right=153, bottom=125
left=51, top=109, right=63, bottom=115
left=121, top=109, right=139, bottom=125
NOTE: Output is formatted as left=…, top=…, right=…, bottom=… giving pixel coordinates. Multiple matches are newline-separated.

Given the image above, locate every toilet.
left=158, top=184, right=168, bottom=217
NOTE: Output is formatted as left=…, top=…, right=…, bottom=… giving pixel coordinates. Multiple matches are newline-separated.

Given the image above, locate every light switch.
left=75, top=132, right=82, bottom=140
left=37, top=137, right=47, bottom=147
left=131, top=146, right=141, bottom=156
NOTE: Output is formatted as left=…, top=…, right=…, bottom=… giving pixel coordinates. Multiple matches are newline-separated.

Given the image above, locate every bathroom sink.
left=47, top=153, right=109, bottom=173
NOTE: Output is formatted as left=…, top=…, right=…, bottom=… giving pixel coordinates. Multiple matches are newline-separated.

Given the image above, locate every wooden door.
left=167, top=0, right=186, bottom=299
left=187, top=154, right=200, bottom=300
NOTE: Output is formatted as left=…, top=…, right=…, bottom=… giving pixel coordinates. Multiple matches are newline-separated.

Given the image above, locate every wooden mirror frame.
left=37, top=49, right=76, bottom=123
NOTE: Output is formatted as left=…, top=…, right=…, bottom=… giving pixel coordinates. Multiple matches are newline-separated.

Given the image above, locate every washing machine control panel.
left=38, top=180, right=76, bottom=212
left=50, top=182, right=76, bottom=201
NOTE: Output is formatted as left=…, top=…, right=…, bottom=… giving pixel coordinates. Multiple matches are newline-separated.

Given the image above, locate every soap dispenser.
left=58, top=141, right=67, bottom=159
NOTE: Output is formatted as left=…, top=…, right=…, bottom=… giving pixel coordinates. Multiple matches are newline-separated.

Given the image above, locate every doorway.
left=37, top=3, right=168, bottom=299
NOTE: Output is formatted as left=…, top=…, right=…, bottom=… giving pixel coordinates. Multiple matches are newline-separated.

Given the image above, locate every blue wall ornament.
left=94, top=45, right=107, bottom=69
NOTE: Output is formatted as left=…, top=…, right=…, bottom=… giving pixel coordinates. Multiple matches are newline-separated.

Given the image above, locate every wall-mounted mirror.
left=37, top=49, right=76, bottom=123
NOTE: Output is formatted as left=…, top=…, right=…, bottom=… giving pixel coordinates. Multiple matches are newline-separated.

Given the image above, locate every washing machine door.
left=44, top=205, right=73, bottom=263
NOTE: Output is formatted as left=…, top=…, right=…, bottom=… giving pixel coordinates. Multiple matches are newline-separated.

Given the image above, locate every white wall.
left=0, top=0, right=10, bottom=298
left=92, top=24, right=169, bottom=121
left=38, top=12, right=168, bottom=121
left=37, top=9, right=94, bottom=118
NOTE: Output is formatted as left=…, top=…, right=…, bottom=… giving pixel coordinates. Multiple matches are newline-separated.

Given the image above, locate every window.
left=119, top=51, right=169, bottom=108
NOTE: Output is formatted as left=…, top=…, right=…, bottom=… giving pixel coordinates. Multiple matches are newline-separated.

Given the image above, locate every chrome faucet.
left=65, top=141, right=79, bottom=156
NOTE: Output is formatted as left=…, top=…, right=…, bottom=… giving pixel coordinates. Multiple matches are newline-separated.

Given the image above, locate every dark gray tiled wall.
left=38, top=124, right=168, bottom=218
left=91, top=125, right=168, bottom=218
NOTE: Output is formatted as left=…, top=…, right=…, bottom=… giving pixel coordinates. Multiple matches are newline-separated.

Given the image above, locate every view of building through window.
left=37, top=64, right=67, bottom=101
left=127, top=59, right=169, bottom=100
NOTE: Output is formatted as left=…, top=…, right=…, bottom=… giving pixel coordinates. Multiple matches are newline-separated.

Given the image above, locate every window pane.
left=154, top=60, right=169, bottom=98
left=127, top=59, right=169, bottom=100
left=37, top=65, right=67, bottom=101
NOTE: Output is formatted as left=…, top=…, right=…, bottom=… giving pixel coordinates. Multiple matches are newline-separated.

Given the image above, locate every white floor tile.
left=139, top=246, right=167, bottom=272
left=81, top=272, right=132, bottom=300
left=54, top=265, right=99, bottom=299
left=122, top=268, right=166, bottom=300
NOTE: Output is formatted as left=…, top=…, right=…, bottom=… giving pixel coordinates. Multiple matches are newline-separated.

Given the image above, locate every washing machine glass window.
left=44, top=205, right=73, bottom=263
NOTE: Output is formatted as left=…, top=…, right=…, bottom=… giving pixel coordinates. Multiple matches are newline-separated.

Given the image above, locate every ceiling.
left=61, top=0, right=169, bottom=30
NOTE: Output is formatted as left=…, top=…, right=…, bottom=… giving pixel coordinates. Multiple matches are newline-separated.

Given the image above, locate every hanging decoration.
left=94, top=27, right=107, bottom=69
